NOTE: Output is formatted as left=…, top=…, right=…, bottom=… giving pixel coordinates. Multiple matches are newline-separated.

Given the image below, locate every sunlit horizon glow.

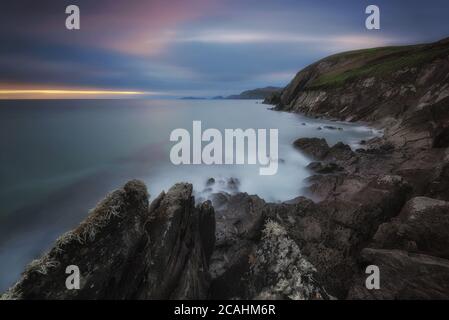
left=0, top=88, right=157, bottom=99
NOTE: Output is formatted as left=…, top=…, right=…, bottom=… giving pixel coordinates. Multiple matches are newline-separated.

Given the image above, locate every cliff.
left=263, top=37, right=449, bottom=299
left=266, top=37, right=449, bottom=149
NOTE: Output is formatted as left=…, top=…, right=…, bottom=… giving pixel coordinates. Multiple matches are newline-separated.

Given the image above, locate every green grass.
left=308, top=44, right=449, bottom=89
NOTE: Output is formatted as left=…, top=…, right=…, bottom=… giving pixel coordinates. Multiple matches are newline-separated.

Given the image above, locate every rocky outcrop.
left=246, top=220, right=329, bottom=300
left=207, top=192, right=330, bottom=300
left=2, top=180, right=216, bottom=300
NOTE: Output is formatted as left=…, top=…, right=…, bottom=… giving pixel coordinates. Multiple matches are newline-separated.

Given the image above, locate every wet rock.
left=206, top=178, right=216, bottom=187
left=293, top=138, right=330, bottom=160
left=227, top=178, right=241, bottom=191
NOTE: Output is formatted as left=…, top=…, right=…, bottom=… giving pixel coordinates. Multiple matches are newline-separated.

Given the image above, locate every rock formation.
left=2, top=181, right=215, bottom=300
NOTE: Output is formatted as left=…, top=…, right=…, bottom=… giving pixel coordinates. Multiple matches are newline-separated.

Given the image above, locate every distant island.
left=181, top=86, right=282, bottom=100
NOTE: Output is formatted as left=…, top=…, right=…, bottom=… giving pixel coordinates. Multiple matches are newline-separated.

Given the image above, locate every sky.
left=0, top=0, right=448, bottom=98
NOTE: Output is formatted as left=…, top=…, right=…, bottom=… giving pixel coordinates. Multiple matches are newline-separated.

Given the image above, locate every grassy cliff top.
left=308, top=39, right=449, bottom=89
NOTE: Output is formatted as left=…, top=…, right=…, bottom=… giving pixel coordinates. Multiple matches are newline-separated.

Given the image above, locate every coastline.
left=3, top=37, right=449, bottom=300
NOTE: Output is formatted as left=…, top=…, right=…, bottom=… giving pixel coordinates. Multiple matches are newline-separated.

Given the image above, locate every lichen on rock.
left=248, top=220, right=330, bottom=300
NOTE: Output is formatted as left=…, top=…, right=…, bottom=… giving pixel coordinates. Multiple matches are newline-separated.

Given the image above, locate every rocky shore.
left=3, top=38, right=449, bottom=300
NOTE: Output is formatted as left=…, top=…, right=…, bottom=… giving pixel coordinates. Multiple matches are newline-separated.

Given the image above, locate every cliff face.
left=267, top=38, right=449, bottom=149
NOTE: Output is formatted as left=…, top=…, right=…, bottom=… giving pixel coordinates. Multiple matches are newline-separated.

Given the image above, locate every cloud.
left=177, top=30, right=396, bottom=50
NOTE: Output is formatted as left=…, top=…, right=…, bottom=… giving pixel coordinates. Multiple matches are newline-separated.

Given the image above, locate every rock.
left=2, top=181, right=216, bottom=300
left=372, top=197, right=449, bottom=259
left=324, top=142, right=354, bottom=161
left=348, top=249, right=449, bottom=300
left=433, top=125, right=449, bottom=148
left=209, top=193, right=267, bottom=299
left=226, top=178, right=241, bottom=191
left=209, top=192, right=231, bottom=209
left=307, top=162, right=343, bottom=174
left=206, top=178, right=216, bottom=186
left=293, top=138, right=330, bottom=160
left=427, top=162, right=449, bottom=201
left=246, top=220, right=329, bottom=300
left=306, top=174, right=345, bottom=199
left=291, top=174, right=410, bottom=297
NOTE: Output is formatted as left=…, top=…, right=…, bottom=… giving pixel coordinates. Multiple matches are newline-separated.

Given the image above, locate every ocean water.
left=0, top=99, right=379, bottom=291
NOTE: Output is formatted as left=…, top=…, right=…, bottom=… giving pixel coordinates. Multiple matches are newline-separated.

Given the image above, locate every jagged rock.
left=209, top=193, right=267, bottom=299
left=246, top=220, right=329, bottom=300
left=293, top=138, right=330, bottom=160
left=2, top=181, right=215, bottom=300
left=347, top=248, right=449, bottom=300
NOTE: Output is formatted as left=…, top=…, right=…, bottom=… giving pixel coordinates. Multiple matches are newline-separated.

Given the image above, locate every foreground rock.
left=208, top=192, right=329, bottom=300
left=348, top=249, right=449, bottom=299
left=246, top=220, right=329, bottom=300
left=2, top=180, right=215, bottom=300
left=372, top=197, right=449, bottom=259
